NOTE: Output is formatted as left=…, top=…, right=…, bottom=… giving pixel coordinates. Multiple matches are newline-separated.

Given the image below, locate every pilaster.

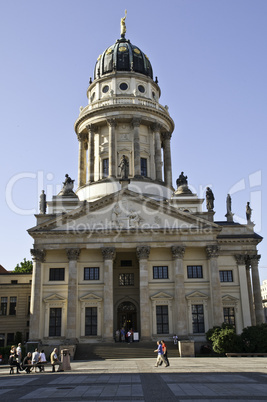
left=77, top=132, right=87, bottom=187
left=235, top=254, right=252, bottom=327
left=162, top=132, right=172, bottom=188
left=249, top=254, right=265, bottom=324
left=132, top=117, right=141, bottom=177
left=151, top=123, right=162, bottom=181
left=86, top=124, right=96, bottom=182
left=136, top=245, right=151, bottom=340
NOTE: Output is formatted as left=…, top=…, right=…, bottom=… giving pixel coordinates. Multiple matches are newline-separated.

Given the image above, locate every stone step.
left=74, top=342, right=178, bottom=360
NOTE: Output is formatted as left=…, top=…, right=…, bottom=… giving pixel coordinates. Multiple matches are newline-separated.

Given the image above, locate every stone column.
left=246, top=259, right=256, bottom=325
left=101, top=247, right=116, bottom=341
left=136, top=245, right=151, bottom=340
left=65, top=248, right=80, bottom=343
left=77, top=132, right=87, bottom=187
left=151, top=123, right=162, bottom=181
left=132, top=117, right=141, bottom=177
left=171, top=246, right=188, bottom=336
left=235, top=254, right=252, bottom=327
left=162, top=132, right=172, bottom=188
left=29, top=249, right=46, bottom=341
left=206, top=245, right=224, bottom=326
left=250, top=254, right=265, bottom=324
left=107, top=119, right=117, bottom=177
left=86, top=124, right=96, bottom=182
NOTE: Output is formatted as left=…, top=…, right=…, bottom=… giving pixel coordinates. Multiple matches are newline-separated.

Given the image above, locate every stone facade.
left=28, top=21, right=264, bottom=348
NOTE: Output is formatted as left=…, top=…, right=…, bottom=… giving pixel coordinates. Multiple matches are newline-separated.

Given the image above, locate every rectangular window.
left=85, top=307, right=97, bottom=336
left=11, top=280, right=18, bottom=284
left=119, top=273, right=134, bottom=286
left=49, top=268, right=65, bottom=281
left=224, top=307, right=235, bottom=327
left=103, top=158, right=109, bottom=177
left=192, top=304, right=205, bottom=333
left=9, top=297, right=17, bottom=315
left=84, top=267, right=99, bottom=280
left=7, top=333, right=14, bottom=345
left=0, top=297, right=7, bottom=316
left=153, top=266, right=168, bottom=279
left=220, top=270, right=233, bottom=282
left=49, top=308, right=62, bottom=337
left=0, top=334, right=5, bottom=347
left=156, top=305, right=169, bottom=334
left=141, top=158, right=147, bottom=177
left=187, top=265, right=203, bottom=278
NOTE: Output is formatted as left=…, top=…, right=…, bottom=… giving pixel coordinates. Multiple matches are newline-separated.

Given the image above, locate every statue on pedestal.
left=119, top=155, right=129, bottom=179
left=246, top=202, right=252, bottom=223
left=225, top=194, right=234, bottom=222
left=206, top=187, right=215, bottom=211
left=60, top=174, right=75, bottom=196
left=39, top=190, right=47, bottom=214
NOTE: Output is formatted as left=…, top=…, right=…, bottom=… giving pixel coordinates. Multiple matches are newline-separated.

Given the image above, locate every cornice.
left=74, top=104, right=175, bottom=133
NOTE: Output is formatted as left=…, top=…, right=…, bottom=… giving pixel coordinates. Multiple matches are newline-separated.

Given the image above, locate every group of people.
left=8, top=345, right=63, bottom=374
left=154, top=340, right=170, bottom=367
left=119, top=327, right=134, bottom=343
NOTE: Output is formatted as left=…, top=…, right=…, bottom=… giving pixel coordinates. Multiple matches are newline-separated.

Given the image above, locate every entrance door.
left=117, top=301, right=137, bottom=332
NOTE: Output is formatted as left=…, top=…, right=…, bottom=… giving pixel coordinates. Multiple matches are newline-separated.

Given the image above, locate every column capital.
left=171, top=245, right=185, bottom=259
left=235, top=254, right=247, bottom=265
left=136, top=245, right=151, bottom=260
left=86, top=124, right=98, bottom=133
left=66, top=248, right=80, bottom=261
left=77, top=132, right=88, bottom=142
left=101, top=247, right=116, bottom=260
left=107, top=118, right=117, bottom=128
left=30, top=249, right=46, bottom=263
left=206, top=245, right=220, bottom=259
left=249, top=254, right=261, bottom=264
left=161, top=131, right=172, bottom=141
left=131, top=117, right=141, bottom=128
left=151, top=122, right=162, bottom=132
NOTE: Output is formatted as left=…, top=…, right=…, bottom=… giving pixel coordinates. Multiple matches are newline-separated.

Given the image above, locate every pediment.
left=186, top=291, right=208, bottom=300
left=222, top=294, right=239, bottom=302
left=43, top=294, right=66, bottom=302
left=79, top=293, right=103, bottom=302
left=151, top=292, right=173, bottom=300
left=29, top=189, right=220, bottom=235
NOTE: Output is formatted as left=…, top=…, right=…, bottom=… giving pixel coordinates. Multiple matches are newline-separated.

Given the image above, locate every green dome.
left=94, top=38, right=153, bottom=80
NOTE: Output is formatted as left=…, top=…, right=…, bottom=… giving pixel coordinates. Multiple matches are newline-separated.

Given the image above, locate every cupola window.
left=102, top=85, right=109, bottom=93
left=138, top=85, right=145, bottom=93
left=119, top=82, right=128, bottom=91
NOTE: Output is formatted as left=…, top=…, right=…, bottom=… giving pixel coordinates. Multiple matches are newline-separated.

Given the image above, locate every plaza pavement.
left=1, top=357, right=267, bottom=401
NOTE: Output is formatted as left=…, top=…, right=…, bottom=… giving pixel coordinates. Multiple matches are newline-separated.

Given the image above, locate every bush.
left=241, top=324, right=267, bottom=353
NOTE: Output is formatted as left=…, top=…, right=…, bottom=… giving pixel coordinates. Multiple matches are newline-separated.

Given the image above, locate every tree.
left=13, top=258, right=33, bottom=274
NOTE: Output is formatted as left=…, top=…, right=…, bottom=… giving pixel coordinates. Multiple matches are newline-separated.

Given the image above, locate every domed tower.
left=74, top=15, right=175, bottom=202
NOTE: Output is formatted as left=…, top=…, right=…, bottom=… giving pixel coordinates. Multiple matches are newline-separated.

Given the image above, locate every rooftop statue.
left=225, top=193, right=234, bottom=222
left=39, top=190, right=47, bottom=214
left=176, top=172, right=188, bottom=188
left=121, top=9, right=127, bottom=38
left=246, top=201, right=252, bottom=223
left=206, top=187, right=215, bottom=211
left=61, top=174, right=75, bottom=195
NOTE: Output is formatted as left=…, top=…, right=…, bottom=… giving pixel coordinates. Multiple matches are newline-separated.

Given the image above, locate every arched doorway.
left=117, top=301, right=137, bottom=332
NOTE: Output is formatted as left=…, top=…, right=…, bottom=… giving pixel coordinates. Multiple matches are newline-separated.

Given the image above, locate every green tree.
left=13, top=258, right=33, bottom=273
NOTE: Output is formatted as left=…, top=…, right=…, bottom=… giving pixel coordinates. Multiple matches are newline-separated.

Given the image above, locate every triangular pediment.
left=222, top=294, right=239, bottom=302
left=186, top=291, right=209, bottom=300
left=28, top=189, right=220, bottom=236
left=43, top=294, right=66, bottom=302
left=80, top=293, right=103, bottom=302
left=151, top=291, right=173, bottom=300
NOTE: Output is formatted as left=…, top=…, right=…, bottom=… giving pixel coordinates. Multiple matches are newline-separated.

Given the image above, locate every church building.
left=28, top=15, right=264, bottom=350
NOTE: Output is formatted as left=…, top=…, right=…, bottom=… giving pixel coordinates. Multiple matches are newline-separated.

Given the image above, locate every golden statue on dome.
left=121, top=9, right=127, bottom=38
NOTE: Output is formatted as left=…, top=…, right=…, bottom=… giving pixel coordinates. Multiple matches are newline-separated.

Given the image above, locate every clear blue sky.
left=1, top=0, right=267, bottom=281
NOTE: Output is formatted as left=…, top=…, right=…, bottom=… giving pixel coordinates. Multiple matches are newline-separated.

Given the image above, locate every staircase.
left=74, top=341, right=178, bottom=360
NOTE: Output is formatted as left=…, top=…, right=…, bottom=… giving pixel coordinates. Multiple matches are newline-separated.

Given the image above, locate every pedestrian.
left=154, top=340, right=164, bottom=367
left=22, top=352, right=32, bottom=373
left=120, top=327, right=126, bottom=342
left=161, top=340, right=169, bottom=366
left=16, top=343, right=22, bottom=370
left=32, top=348, right=40, bottom=372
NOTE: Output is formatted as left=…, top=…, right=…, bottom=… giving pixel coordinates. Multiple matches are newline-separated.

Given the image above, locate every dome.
left=94, top=38, right=153, bottom=80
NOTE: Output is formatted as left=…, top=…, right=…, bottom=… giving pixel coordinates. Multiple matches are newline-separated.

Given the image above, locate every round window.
left=102, top=85, right=109, bottom=93
left=119, top=82, right=128, bottom=91
left=138, top=85, right=145, bottom=93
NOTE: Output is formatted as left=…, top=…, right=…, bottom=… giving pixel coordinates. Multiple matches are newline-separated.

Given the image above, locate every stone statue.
left=246, top=202, right=252, bottom=223
left=206, top=187, right=215, bottom=211
left=118, top=155, right=129, bottom=179
left=120, top=9, right=127, bottom=37
left=226, top=194, right=232, bottom=214
left=39, top=190, right=47, bottom=214
left=176, top=172, right=188, bottom=188
left=61, top=174, right=75, bottom=195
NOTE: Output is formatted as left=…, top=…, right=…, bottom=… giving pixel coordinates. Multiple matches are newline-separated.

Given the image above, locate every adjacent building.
left=28, top=17, right=264, bottom=350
